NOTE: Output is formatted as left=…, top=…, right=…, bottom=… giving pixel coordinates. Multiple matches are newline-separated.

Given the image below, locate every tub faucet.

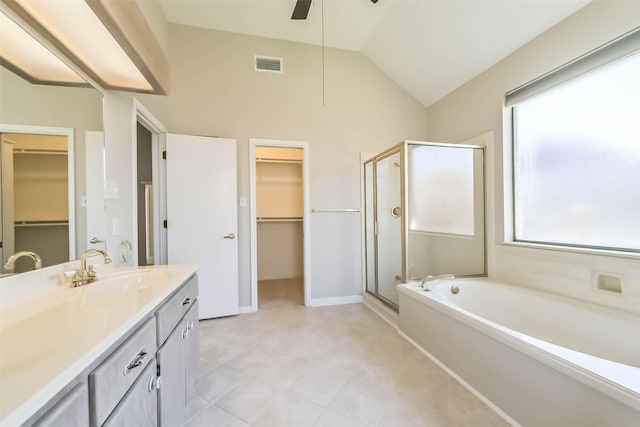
left=4, top=251, right=42, bottom=272
left=421, top=274, right=455, bottom=291
left=71, top=249, right=112, bottom=287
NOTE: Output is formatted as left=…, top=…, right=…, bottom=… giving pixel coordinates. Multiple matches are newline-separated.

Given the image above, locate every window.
left=508, top=31, right=640, bottom=253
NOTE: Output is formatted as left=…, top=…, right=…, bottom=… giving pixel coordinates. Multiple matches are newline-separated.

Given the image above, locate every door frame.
left=131, top=98, right=168, bottom=265
left=249, top=138, right=311, bottom=311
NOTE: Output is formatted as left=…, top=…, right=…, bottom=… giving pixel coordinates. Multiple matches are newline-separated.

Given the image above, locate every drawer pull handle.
left=187, top=321, right=195, bottom=331
left=181, top=328, right=188, bottom=340
left=182, top=297, right=192, bottom=306
left=124, top=349, right=147, bottom=376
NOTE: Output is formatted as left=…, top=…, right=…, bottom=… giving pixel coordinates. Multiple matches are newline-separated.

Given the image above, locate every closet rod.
left=256, top=158, right=302, bottom=164
left=257, top=217, right=303, bottom=222
left=14, top=220, right=69, bottom=227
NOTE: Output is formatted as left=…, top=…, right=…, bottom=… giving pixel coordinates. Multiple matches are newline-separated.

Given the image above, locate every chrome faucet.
left=4, top=251, right=42, bottom=272
left=71, top=249, right=112, bottom=287
left=421, top=274, right=455, bottom=291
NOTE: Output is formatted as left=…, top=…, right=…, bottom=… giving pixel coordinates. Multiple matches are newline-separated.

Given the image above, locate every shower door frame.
left=364, top=143, right=407, bottom=311
left=363, top=140, right=487, bottom=311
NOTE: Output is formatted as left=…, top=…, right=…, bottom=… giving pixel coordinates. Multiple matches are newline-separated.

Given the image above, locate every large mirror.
left=0, top=65, right=105, bottom=275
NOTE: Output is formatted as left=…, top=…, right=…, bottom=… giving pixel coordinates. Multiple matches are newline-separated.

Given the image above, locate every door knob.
left=223, top=233, right=236, bottom=240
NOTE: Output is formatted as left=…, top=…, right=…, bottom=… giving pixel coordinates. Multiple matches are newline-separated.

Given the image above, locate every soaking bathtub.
left=397, top=279, right=640, bottom=426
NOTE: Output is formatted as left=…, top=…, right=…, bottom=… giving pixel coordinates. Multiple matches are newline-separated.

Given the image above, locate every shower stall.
left=363, top=141, right=487, bottom=310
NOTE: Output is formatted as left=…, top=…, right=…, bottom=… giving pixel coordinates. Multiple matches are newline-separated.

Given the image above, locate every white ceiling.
left=158, top=0, right=591, bottom=107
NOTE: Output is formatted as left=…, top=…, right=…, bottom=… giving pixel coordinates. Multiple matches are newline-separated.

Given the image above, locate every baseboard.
left=362, top=294, right=399, bottom=329
left=238, top=306, right=253, bottom=314
left=310, top=295, right=363, bottom=307
left=397, top=330, right=521, bottom=427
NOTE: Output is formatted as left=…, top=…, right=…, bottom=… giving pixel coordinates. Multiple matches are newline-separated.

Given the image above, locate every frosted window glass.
left=513, top=51, right=640, bottom=251
left=409, top=145, right=474, bottom=236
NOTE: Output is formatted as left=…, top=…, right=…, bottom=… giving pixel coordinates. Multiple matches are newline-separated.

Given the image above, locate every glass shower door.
left=375, top=151, right=403, bottom=306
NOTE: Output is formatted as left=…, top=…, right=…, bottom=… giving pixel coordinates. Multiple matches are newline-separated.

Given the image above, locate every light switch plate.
left=105, top=179, right=119, bottom=200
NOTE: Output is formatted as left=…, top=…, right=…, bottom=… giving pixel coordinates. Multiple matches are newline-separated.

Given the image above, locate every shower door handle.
left=223, top=233, right=236, bottom=240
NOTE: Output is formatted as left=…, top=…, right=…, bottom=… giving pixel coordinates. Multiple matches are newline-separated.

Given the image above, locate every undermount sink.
left=76, top=267, right=179, bottom=312
left=92, top=266, right=174, bottom=287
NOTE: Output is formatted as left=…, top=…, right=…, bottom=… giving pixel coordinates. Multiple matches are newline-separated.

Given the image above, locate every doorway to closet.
left=249, top=139, right=311, bottom=311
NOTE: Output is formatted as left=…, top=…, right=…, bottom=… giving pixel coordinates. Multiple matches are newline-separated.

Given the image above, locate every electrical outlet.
left=112, top=218, right=120, bottom=236
left=239, top=196, right=247, bottom=207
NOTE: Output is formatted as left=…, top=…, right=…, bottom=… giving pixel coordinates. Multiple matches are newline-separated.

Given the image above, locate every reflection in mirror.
left=0, top=132, right=71, bottom=273
left=0, top=62, right=104, bottom=277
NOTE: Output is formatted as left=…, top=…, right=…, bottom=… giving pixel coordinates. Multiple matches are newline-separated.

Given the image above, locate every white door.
left=166, top=134, right=239, bottom=319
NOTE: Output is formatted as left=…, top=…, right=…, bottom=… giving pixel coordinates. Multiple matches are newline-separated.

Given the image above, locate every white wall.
left=257, top=222, right=304, bottom=280
left=104, top=24, right=428, bottom=306
left=425, top=1, right=640, bottom=314
left=102, top=91, right=137, bottom=264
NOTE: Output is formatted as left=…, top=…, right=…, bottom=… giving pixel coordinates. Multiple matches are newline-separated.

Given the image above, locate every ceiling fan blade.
left=291, top=0, right=312, bottom=20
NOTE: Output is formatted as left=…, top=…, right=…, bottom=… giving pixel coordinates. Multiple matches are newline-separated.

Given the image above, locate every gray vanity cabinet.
left=20, top=273, right=199, bottom=427
left=155, top=275, right=199, bottom=427
left=157, top=317, right=186, bottom=427
left=89, top=318, right=156, bottom=427
left=156, top=300, right=199, bottom=426
left=33, top=384, right=89, bottom=427
left=184, top=301, right=199, bottom=393
left=103, top=361, right=158, bottom=427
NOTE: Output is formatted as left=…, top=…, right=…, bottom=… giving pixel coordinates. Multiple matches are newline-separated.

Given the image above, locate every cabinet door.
left=103, top=360, right=157, bottom=427
left=184, top=300, right=199, bottom=398
left=33, top=383, right=89, bottom=427
left=157, top=321, right=186, bottom=427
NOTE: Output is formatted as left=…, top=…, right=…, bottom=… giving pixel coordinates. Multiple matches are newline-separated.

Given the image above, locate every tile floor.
left=182, top=279, right=508, bottom=426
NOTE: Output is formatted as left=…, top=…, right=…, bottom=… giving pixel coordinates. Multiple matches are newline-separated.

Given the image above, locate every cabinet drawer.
left=103, top=359, right=158, bottom=427
left=89, top=317, right=156, bottom=427
left=155, top=275, right=198, bottom=346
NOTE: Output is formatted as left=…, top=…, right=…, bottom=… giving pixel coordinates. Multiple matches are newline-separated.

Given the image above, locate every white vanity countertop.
left=0, top=263, right=198, bottom=426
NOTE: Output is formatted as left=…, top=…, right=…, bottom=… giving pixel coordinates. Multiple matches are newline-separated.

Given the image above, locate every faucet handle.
left=87, top=265, right=97, bottom=278
left=71, top=269, right=85, bottom=287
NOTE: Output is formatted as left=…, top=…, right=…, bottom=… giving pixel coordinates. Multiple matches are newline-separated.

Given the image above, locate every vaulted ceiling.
left=158, top=0, right=591, bottom=107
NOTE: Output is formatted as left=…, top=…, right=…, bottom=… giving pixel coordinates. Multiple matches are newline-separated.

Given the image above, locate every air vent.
left=255, top=55, right=283, bottom=73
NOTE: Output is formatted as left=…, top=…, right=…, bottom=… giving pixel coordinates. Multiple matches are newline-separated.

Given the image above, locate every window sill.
left=499, top=241, right=640, bottom=261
